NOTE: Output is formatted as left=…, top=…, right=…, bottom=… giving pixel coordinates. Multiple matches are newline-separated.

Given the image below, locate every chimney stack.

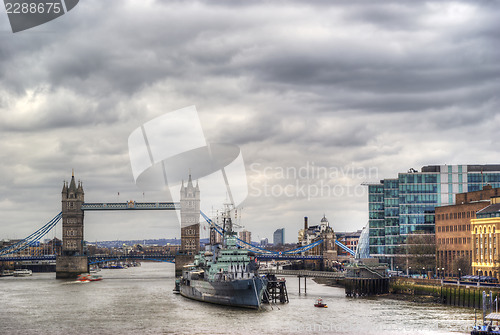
left=304, top=217, right=308, bottom=231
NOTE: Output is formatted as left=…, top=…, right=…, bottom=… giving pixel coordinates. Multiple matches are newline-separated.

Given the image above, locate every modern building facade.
left=368, top=164, right=500, bottom=264
left=471, top=197, right=500, bottom=280
left=435, top=186, right=500, bottom=277
left=273, top=228, right=285, bottom=246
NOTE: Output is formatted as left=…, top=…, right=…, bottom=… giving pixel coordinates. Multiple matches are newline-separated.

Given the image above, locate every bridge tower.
left=56, top=171, right=88, bottom=278
left=175, top=173, right=200, bottom=276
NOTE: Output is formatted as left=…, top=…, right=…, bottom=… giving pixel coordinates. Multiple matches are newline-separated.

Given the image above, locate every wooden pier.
left=344, top=262, right=389, bottom=296
left=262, top=274, right=289, bottom=304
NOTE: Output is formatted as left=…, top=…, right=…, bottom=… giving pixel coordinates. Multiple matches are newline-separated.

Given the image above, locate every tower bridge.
left=54, top=171, right=200, bottom=278
left=81, top=202, right=180, bottom=211
left=1, top=172, right=350, bottom=278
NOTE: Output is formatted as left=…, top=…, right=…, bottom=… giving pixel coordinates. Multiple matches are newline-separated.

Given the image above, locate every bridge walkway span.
left=259, top=269, right=344, bottom=279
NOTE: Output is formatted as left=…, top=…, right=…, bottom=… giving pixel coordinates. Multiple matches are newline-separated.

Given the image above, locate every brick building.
left=336, top=230, right=361, bottom=256
left=436, top=186, right=500, bottom=277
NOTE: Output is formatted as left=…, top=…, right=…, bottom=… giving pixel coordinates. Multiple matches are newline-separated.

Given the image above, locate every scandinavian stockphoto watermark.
left=287, top=321, right=439, bottom=334
left=3, top=0, right=79, bottom=33
left=249, top=162, right=378, bottom=200
left=127, top=106, right=248, bottom=227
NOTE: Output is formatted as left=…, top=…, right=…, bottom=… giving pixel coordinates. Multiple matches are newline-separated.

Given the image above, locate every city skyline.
left=1, top=1, right=499, bottom=242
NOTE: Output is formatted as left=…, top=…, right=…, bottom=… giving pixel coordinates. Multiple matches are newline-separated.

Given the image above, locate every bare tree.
left=452, top=256, right=471, bottom=277
left=405, top=232, right=436, bottom=276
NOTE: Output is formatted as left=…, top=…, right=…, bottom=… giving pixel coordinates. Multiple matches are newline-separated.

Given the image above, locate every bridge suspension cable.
left=0, top=212, right=62, bottom=256
left=335, top=239, right=355, bottom=256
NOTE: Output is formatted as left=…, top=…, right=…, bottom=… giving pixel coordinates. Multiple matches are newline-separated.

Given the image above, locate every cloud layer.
left=1, top=0, right=499, bottom=242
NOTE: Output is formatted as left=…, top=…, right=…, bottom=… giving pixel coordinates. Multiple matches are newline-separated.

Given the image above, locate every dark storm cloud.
left=1, top=0, right=500, bottom=240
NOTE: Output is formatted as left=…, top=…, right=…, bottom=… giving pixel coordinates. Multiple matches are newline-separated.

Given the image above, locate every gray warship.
left=179, top=210, right=267, bottom=309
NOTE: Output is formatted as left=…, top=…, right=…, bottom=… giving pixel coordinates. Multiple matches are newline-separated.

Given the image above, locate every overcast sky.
left=1, top=0, right=499, bottom=244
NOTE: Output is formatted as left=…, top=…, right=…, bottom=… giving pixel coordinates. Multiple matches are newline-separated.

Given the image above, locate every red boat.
left=314, top=297, right=328, bottom=308
left=77, top=274, right=103, bottom=282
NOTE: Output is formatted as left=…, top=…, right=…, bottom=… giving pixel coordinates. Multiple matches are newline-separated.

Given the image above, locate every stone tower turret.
left=56, top=171, right=88, bottom=278
left=180, top=173, right=200, bottom=255
left=61, top=171, right=85, bottom=256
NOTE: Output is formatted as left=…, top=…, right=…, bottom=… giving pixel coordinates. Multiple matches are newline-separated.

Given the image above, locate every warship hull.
left=180, top=277, right=267, bottom=309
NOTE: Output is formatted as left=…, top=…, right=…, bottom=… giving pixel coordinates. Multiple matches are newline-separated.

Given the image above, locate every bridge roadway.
left=2, top=254, right=322, bottom=262
left=0, top=255, right=56, bottom=262
left=256, top=254, right=322, bottom=260
left=81, top=202, right=180, bottom=210
left=2, top=255, right=344, bottom=279
left=88, top=254, right=175, bottom=264
left=0, top=254, right=176, bottom=263
left=259, top=268, right=345, bottom=279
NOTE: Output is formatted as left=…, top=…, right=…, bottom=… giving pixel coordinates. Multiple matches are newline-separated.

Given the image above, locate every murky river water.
left=0, top=262, right=476, bottom=334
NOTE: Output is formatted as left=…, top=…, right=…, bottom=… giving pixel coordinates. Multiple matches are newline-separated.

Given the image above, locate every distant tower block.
left=56, top=171, right=88, bottom=279
left=176, top=173, right=200, bottom=276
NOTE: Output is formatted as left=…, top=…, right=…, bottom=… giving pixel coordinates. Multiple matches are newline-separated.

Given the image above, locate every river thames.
left=0, top=262, right=476, bottom=334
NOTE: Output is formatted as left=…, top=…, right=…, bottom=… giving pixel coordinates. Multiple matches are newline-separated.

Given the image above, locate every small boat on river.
left=77, top=273, right=103, bottom=282
left=1, top=270, right=14, bottom=277
left=13, top=269, right=32, bottom=277
left=314, top=297, right=328, bottom=308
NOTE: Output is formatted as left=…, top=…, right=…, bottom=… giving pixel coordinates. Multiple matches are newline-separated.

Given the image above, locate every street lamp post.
left=458, top=268, right=461, bottom=281
left=423, top=267, right=426, bottom=279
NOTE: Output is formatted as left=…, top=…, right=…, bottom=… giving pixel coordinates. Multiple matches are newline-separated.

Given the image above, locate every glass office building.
left=273, top=228, right=285, bottom=246
left=368, top=165, right=500, bottom=262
